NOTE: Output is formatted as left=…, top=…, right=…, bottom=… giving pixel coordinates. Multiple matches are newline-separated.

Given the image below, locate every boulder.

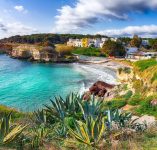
left=131, top=115, right=156, bottom=127
left=98, top=89, right=107, bottom=97
left=83, top=81, right=115, bottom=100
left=89, top=81, right=114, bottom=96
left=91, top=81, right=114, bottom=90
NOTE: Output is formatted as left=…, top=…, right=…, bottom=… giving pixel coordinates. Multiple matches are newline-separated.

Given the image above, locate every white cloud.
left=14, top=5, right=28, bottom=14
left=96, top=25, right=157, bottom=37
left=0, top=20, right=38, bottom=39
left=52, top=0, right=157, bottom=33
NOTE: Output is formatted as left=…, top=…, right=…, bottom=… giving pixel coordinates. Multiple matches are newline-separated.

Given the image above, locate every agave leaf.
left=68, top=116, right=105, bottom=146
left=68, top=127, right=91, bottom=145
left=3, top=125, right=27, bottom=144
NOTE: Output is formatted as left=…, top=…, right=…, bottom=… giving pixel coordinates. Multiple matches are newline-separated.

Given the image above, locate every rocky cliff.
left=11, top=44, right=58, bottom=62
left=0, top=43, right=12, bottom=54
left=10, top=44, right=77, bottom=63
left=116, top=64, right=157, bottom=96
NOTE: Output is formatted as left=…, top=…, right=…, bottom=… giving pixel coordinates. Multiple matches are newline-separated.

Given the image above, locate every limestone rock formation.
left=83, top=81, right=115, bottom=100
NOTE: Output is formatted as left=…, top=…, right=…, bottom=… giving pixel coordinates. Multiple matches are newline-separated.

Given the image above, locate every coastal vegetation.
left=0, top=92, right=156, bottom=150
left=73, top=40, right=126, bottom=57
left=130, top=35, right=141, bottom=48
left=101, top=40, right=126, bottom=57
left=0, top=58, right=157, bottom=149
left=73, top=47, right=106, bottom=57
left=0, top=34, right=107, bottom=45
left=0, top=32, right=157, bottom=149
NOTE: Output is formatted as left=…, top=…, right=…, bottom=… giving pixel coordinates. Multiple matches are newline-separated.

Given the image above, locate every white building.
left=99, top=38, right=109, bottom=48
left=67, top=39, right=76, bottom=47
left=67, top=37, right=110, bottom=48
left=74, top=39, right=82, bottom=47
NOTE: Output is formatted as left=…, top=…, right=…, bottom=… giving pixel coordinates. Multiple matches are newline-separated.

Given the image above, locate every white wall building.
left=99, top=38, right=109, bottom=48
left=67, top=37, right=110, bottom=48
left=74, top=39, right=82, bottom=47
left=67, top=39, right=76, bottom=47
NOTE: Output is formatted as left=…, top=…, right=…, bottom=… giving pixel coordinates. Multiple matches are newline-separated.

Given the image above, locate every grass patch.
left=151, top=73, right=157, bottom=83
left=104, top=98, right=127, bottom=110
left=134, top=59, right=157, bottom=71
left=73, top=47, right=106, bottom=57
left=128, top=93, right=143, bottom=106
left=0, top=105, right=25, bottom=119
left=123, top=90, right=133, bottom=100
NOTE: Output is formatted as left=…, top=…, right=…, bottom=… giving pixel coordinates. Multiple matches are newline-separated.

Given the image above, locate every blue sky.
left=0, top=0, right=157, bottom=39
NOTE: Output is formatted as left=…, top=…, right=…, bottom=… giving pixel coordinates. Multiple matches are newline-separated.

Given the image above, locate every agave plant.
left=45, top=93, right=82, bottom=122
left=31, top=126, right=49, bottom=149
left=0, top=112, right=27, bottom=145
left=68, top=116, right=105, bottom=147
left=33, top=109, right=47, bottom=125
left=3, top=125, right=27, bottom=144
left=106, top=109, right=132, bottom=129
left=0, top=112, right=12, bottom=139
left=78, top=96, right=103, bottom=120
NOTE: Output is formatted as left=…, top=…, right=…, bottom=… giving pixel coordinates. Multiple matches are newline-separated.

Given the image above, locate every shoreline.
left=0, top=54, right=125, bottom=112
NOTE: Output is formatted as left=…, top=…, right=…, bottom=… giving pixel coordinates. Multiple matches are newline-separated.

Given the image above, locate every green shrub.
left=104, top=99, right=127, bottom=110
left=123, top=67, right=131, bottom=74
left=128, top=93, right=142, bottom=106
left=151, top=73, right=157, bottom=83
left=124, top=90, right=133, bottom=100
left=122, top=84, right=128, bottom=91
left=118, top=68, right=123, bottom=74
left=135, top=96, right=157, bottom=116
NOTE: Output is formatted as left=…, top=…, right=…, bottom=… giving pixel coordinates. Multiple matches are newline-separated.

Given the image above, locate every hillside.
left=0, top=34, right=107, bottom=45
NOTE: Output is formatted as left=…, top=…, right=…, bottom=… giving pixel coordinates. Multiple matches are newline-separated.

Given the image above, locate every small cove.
left=0, top=54, right=117, bottom=111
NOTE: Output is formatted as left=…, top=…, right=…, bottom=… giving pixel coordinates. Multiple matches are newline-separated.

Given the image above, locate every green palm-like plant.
left=68, top=116, right=105, bottom=147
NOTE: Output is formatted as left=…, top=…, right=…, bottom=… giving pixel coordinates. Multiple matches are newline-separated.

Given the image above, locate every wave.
left=72, top=63, right=118, bottom=94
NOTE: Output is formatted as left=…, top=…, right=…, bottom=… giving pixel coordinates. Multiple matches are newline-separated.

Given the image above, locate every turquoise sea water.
left=0, top=54, right=117, bottom=111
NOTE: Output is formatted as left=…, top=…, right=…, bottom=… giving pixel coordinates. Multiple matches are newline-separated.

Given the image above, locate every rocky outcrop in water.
left=83, top=81, right=115, bottom=100
left=0, top=43, right=12, bottom=54
left=10, top=44, right=77, bottom=62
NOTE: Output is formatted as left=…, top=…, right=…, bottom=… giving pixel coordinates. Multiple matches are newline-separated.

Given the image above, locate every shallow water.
left=0, top=54, right=117, bottom=111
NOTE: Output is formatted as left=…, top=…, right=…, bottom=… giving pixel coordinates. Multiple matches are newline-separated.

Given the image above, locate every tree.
left=130, top=35, right=141, bottom=48
left=55, top=44, right=74, bottom=56
left=152, top=41, right=157, bottom=51
left=101, top=40, right=126, bottom=57
left=42, top=41, right=55, bottom=48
